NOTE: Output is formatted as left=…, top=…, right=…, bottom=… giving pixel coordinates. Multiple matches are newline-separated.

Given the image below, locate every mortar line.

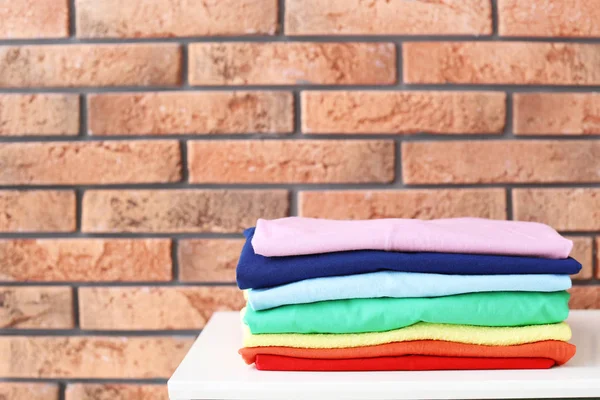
left=277, top=0, right=286, bottom=36
left=3, top=278, right=597, bottom=288
left=1, top=223, right=598, bottom=240
left=0, top=328, right=200, bottom=336
left=0, top=232, right=246, bottom=239
left=68, top=0, right=77, bottom=37
left=181, top=44, right=190, bottom=87
left=78, top=94, right=87, bottom=137
left=289, top=189, right=298, bottom=216
left=0, top=378, right=169, bottom=384
left=0, top=225, right=597, bottom=239
left=592, top=238, right=598, bottom=280
left=58, top=382, right=66, bottom=400
left=287, top=90, right=302, bottom=138
left=1, top=181, right=600, bottom=191
left=397, top=41, right=404, bottom=86
left=505, top=188, right=514, bottom=220
left=2, top=133, right=600, bottom=142
left=74, top=189, right=83, bottom=232
left=4, top=85, right=600, bottom=94
left=503, top=93, right=514, bottom=137
left=569, top=279, right=600, bottom=286
left=72, top=286, right=81, bottom=329
left=392, top=139, right=403, bottom=185
left=490, top=0, right=499, bottom=37
left=1, top=133, right=600, bottom=142
left=5, top=36, right=600, bottom=45
left=0, top=281, right=238, bottom=287
left=171, top=239, right=180, bottom=282
left=179, top=140, right=190, bottom=182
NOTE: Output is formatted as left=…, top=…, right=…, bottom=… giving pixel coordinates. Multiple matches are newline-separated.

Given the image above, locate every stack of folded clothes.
left=236, top=217, right=581, bottom=371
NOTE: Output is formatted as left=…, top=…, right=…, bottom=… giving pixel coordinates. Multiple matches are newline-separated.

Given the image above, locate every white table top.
left=168, top=310, right=600, bottom=400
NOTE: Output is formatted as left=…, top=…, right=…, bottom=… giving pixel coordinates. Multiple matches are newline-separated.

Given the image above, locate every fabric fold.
left=237, top=228, right=581, bottom=290
left=252, top=217, right=573, bottom=258
left=239, top=340, right=576, bottom=365
left=242, top=321, right=572, bottom=348
left=248, top=271, right=572, bottom=310
left=254, top=354, right=557, bottom=371
left=244, top=291, right=570, bottom=334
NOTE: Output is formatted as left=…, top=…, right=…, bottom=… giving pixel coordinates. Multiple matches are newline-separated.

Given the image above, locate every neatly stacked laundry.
left=237, top=217, right=581, bottom=371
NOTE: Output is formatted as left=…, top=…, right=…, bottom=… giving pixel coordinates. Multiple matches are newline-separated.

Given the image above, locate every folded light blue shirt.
left=247, top=271, right=572, bottom=311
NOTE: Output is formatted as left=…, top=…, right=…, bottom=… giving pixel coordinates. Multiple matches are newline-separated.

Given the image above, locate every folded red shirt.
left=255, top=354, right=556, bottom=371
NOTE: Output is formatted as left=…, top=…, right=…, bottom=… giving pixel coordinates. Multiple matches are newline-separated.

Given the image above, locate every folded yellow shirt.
left=242, top=319, right=571, bottom=349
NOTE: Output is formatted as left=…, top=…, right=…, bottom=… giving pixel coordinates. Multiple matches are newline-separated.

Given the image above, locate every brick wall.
left=1, top=0, right=599, bottom=398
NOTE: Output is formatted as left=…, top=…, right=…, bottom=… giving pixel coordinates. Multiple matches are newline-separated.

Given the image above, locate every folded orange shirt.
left=240, top=340, right=575, bottom=365
left=255, top=354, right=556, bottom=371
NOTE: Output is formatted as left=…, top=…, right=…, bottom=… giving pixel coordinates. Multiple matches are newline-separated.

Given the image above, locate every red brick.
left=499, top=0, right=600, bottom=37
left=0, top=141, right=181, bottom=184
left=188, top=43, right=396, bottom=85
left=0, top=286, right=73, bottom=329
left=0, top=0, right=68, bottom=39
left=0, top=383, right=59, bottom=400
left=88, top=92, right=293, bottom=135
left=79, top=287, right=244, bottom=330
left=286, top=0, right=491, bottom=35
left=188, top=140, right=394, bottom=183
left=299, top=189, right=506, bottom=220
left=66, top=384, right=168, bottom=400
left=82, top=190, right=289, bottom=233
left=0, top=239, right=172, bottom=282
left=568, top=237, right=593, bottom=280
left=0, top=191, right=75, bottom=232
left=178, top=239, right=244, bottom=282
left=77, top=0, right=277, bottom=38
left=302, top=91, right=505, bottom=134
left=513, top=189, right=600, bottom=231
left=0, top=44, right=181, bottom=87
left=402, top=140, right=600, bottom=184
left=0, top=94, right=79, bottom=136
left=0, top=336, right=193, bottom=378
left=569, top=286, right=600, bottom=309
left=403, top=42, right=600, bottom=85
left=514, top=93, right=600, bottom=135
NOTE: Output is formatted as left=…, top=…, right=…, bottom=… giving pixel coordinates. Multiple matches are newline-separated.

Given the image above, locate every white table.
left=168, top=310, right=600, bottom=400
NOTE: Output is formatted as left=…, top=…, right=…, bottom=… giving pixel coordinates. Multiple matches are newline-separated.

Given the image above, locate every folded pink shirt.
left=252, top=217, right=572, bottom=258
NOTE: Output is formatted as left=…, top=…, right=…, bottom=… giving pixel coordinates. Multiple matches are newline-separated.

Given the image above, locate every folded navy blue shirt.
left=236, top=228, right=582, bottom=290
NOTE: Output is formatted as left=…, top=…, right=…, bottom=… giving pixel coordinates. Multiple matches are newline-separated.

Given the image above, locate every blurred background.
left=0, top=0, right=599, bottom=399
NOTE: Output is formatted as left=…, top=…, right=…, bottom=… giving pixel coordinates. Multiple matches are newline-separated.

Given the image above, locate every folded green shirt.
left=243, top=291, right=570, bottom=334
